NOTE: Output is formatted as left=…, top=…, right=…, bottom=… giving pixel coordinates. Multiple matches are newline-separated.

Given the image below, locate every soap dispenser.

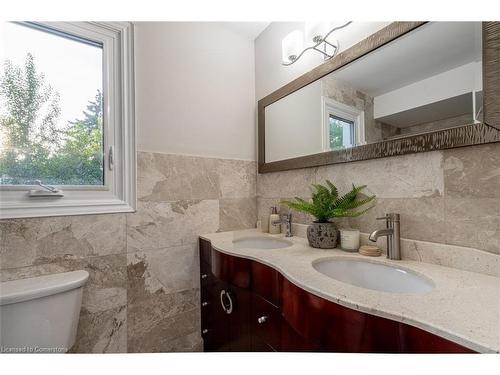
left=269, top=207, right=281, bottom=234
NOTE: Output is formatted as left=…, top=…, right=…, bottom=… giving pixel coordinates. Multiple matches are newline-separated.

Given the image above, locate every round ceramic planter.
left=306, top=221, right=339, bottom=249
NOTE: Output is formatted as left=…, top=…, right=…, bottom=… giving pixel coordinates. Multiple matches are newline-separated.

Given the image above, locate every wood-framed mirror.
left=258, top=22, right=500, bottom=173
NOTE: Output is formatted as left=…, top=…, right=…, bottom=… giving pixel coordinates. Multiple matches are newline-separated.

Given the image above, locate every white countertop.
left=200, top=229, right=500, bottom=353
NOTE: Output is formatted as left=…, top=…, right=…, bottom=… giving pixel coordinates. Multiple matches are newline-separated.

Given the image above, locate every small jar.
left=340, top=228, right=360, bottom=252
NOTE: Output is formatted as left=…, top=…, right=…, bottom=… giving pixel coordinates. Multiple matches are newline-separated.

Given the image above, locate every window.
left=0, top=22, right=136, bottom=219
left=322, top=97, right=365, bottom=152
left=1, top=22, right=104, bottom=186
left=329, top=115, right=355, bottom=150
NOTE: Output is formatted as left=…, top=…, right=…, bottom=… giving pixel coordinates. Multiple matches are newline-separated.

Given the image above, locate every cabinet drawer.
left=251, top=261, right=281, bottom=306
left=200, top=279, right=232, bottom=352
left=251, top=294, right=280, bottom=350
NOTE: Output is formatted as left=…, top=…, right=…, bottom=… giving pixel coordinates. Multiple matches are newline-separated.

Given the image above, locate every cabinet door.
left=225, top=286, right=252, bottom=351
left=202, top=278, right=231, bottom=352
left=200, top=243, right=253, bottom=352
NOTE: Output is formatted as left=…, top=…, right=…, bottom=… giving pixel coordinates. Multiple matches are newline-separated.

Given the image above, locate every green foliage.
left=329, top=118, right=346, bottom=150
left=0, top=53, right=62, bottom=184
left=0, top=54, right=103, bottom=185
left=46, top=122, right=103, bottom=185
left=0, top=54, right=61, bottom=151
left=282, top=180, right=376, bottom=223
left=69, top=90, right=103, bottom=132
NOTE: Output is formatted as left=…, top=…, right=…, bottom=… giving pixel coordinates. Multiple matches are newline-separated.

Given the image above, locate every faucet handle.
left=376, top=213, right=400, bottom=222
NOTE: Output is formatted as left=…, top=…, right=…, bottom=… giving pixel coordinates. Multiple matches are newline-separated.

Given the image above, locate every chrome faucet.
left=369, top=213, right=401, bottom=260
left=273, top=213, right=293, bottom=237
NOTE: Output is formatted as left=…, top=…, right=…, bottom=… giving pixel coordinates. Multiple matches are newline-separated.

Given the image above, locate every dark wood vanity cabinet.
left=199, top=238, right=474, bottom=353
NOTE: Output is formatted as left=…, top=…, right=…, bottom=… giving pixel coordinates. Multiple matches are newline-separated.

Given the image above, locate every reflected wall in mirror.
left=264, top=22, right=486, bottom=163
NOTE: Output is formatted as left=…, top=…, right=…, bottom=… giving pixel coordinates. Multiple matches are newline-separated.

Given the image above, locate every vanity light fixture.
left=281, top=21, right=352, bottom=66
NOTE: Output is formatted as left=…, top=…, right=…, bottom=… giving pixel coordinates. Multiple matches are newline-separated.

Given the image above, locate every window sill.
left=0, top=189, right=136, bottom=219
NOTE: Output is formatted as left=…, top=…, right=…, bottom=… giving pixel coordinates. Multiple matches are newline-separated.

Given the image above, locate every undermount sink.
left=233, top=237, right=293, bottom=249
left=313, top=258, right=434, bottom=294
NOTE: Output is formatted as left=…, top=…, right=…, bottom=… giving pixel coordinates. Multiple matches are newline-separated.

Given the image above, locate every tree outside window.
left=0, top=53, right=104, bottom=186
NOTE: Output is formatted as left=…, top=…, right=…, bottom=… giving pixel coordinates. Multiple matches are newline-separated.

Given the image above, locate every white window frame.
left=0, top=22, right=136, bottom=219
left=321, top=96, right=366, bottom=151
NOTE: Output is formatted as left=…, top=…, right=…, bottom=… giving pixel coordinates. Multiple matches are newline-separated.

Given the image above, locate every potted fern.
left=282, top=180, right=375, bottom=249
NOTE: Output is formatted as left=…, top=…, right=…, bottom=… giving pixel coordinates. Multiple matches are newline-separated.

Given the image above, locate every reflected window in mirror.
left=328, top=115, right=354, bottom=151
left=322, top=96, right=364, bottom=151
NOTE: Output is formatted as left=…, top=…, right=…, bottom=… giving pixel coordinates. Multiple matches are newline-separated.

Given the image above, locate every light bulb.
left=281, top=30, right=304, bottom=64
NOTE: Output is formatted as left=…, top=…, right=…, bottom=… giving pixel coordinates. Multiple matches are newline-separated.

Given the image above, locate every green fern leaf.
left=281, top=180, right=376, bottom=222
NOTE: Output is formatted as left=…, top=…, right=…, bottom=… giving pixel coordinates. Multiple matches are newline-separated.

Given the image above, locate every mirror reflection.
left=265, top=22, right=483, bottom=163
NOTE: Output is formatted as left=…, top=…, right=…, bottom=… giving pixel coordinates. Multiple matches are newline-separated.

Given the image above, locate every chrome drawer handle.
left=202, top=301, right=208, bottom=307
left=201, top=273, right=208, bottom=279
left=225, top=292, right=234, bottom=314
left=220, top=290, right=228, bottom=312
left=257, top=315, right=268, bottom=324
left=202, top=329, right=208, bottom=334
left=220, top=289, right=234, bottom=315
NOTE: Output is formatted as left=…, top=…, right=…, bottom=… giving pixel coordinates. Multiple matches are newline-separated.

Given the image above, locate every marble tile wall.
left=0, top=151, right=257, bottom=353
left=257, top=143, right=500, bottom=256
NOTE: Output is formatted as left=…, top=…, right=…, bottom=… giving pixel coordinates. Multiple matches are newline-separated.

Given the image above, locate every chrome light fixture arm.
left=282, top=21, right=352, bottom=66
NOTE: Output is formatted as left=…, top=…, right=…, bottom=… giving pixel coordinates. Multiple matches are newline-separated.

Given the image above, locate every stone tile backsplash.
left=257, top=143, right=500, bottom=255
left=443, top=143, right=500, bottom=199
left=219, top=197, right=257, bottom=231
left=0, top=151, right=257, bottom=353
